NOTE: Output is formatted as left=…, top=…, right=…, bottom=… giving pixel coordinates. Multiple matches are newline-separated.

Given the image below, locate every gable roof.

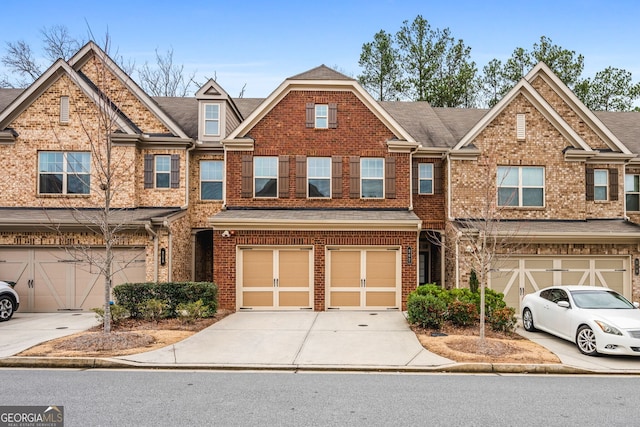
left=224, top=65, right=415, bottom=144
left=0, top=58, right=138, bottom=134
left=68, top=41, right=190, bottom=139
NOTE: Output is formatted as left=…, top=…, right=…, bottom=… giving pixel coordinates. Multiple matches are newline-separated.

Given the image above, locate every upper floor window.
left=626, top=174, right=640, bottom=211
left=315, top=105, right=328, bottom=128
left=497, top=166, right=544, bottom=207
left=204, top=104, right=220, bottom=136
left=254, top=157, right=278, bottom=197
left=308, top=157, right=331, bottom=198
left=594, top=169, right=609, bottom=201
left=38, top=151, right=90, bottom=195
left=361, top=158, right=384, bottom=198
left=155, top=155, right=171, bottom=188
left=418, top=163, right=434, bottom=195
left=200, top=161, right=223, bottom=200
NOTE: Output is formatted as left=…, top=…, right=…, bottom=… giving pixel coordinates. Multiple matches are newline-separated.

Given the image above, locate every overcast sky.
left=1, top=0, right=639, bottom=98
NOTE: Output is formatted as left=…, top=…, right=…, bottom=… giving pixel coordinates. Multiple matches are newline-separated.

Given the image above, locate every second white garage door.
left=489, top=256, right=630, bottom=313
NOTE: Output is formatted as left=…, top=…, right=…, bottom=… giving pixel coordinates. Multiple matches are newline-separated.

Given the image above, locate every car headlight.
left=594, top=320, right=622, bottom=336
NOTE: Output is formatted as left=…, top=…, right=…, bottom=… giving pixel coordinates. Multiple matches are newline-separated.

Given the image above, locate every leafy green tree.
left=357, top=30, right=405, bottom=101
left=574, top=67, right=640, bottom=111
left=480, top=58, right=508, bottom=107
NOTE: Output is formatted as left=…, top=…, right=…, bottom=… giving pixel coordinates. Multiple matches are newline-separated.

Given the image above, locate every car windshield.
left=570, top=290, right=635, bottom=309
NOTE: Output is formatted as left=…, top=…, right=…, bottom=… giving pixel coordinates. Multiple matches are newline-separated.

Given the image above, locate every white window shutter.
left=60, top=96, right=70, bottom=124
left=516, top=113, right=525, bottom=140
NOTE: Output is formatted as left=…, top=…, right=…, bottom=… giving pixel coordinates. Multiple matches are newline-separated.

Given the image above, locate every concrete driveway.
left=0, top=312, right=97, bottom=357
left=119, top=311, right=455, bottom=369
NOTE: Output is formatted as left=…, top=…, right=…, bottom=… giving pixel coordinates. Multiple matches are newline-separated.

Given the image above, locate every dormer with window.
left=196, top=79, right=242, bottom=143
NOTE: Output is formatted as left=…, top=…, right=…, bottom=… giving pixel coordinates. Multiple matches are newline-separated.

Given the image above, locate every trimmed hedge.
left=113, top=282, right=218, bottom=319
left=407, top=283, right=515, bottom=332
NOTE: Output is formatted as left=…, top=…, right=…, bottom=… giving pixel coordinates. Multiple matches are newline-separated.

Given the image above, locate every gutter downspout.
left=182, top=141, right=196, bottom=210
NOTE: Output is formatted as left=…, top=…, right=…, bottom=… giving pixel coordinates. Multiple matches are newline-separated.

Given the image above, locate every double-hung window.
left=254, top=157, right=278, bottom=197
left=200, top=160, right=223, bottom=200
left=308, top=157, right=331, bottom=198
left=155, top=155, right=171, bottom=188
left=204, top=104, right=220, bottom=136
left=38, top=151, right=90, bottom=194
left=315, top=104, right=328, bottom=128
left=418, top=163, right=434, bottom=194
left=361, top=158, right=384, bottom=198
left=626, top=174, right=640, bottom=211
left=594, top=169, right=608, bottom=201
left=497, top=166, right=544, bottom=207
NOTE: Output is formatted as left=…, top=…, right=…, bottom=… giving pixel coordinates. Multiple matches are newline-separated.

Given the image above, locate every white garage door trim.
left=489, top=256, right=631, bottom=314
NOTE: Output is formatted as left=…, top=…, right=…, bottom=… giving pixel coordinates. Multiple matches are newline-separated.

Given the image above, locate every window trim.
left=625, top=173, right=640, bottom=212
left=254, top=156, right=278, bottom=198
left=307, top=157, right=331, bottom=198
left=315, top=104, right=328, bottom=129
left=200, top=160, right=224, bottom=201
left=203, top=103, right=221, bottom=136
left=38, top=151, right=90, bottom=195
left=497, top=166, right=545, bottom=207
left=593, top=169, right=609, bottom=201
left=360, top=157, right=384, bottom=199
left=155, top=155, right=171, bottom=189
left=418, top=163, right=434, bottom=195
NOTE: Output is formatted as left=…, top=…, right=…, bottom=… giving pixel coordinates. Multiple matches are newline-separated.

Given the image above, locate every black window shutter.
left=332, top=156, right=342, bottom=198
left=170, top=154, right=180, bottom=188
left=296, top=155, right=307, bottom=198
left=349, top=156, right=360, bottom=199
left=305, top=103, right=315, bottom=128
left=585, top=168, right=594, bottom=201
left=609, top=168, right=618, bottom=201
left=328, top=103, right=337, bottom=128
left=144, top=154, right=153, bottom=188
left=434, top=162, right=443, bottom=194
left=412, top=163, right=419, bottom=195
left=279, top=155, right=289, bottom=198
left=385, top=157, right=396, bottom=199
left=241, top=155, right=253, bottom=198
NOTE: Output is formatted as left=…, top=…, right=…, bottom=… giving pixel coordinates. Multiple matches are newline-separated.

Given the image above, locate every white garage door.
left=0, top=247, right=146, bottom=312
left=489, top=256, right=630, bottom=313
left=238, top=247, right=313, bottom=310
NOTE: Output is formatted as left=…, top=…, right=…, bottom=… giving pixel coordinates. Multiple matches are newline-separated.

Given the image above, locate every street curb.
left=0, top=356, right=608, bottom=374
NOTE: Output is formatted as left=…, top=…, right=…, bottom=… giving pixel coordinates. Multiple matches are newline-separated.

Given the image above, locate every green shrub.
left=114, top=282, right=218, bottom=319
left=489, top=306, right=517, bottom=333
left=91, top=304, right=129, bottom=325
left=469, top=270, right=479, bottom=293
left=483, top=288, right=507, bottom=318
left=177, top=299, right=210, bottom=324
left=447, top=300, right=479, bottom=326
left=407, top=292, right=447, bottom=329
left=138, top=298, right=169, bottom=322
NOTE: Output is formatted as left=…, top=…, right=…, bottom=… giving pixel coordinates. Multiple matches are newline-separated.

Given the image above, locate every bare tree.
left=41, top=25, right=83, bottom=62
left=1, top=40, right=42, bottom=87
left=137, top=47, right=196, bottom=96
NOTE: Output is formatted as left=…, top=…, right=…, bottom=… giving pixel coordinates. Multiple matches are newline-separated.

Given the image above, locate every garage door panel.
left=243, top=291, right=273, bottom=307
left=560, top=270, right=588, bottom=285
left=279, top=291, right=310, bottom=307
left=279, top=250, right=309, bottom=288
left=366, top=292, right=396, bottom=307
left=366, top=251, right=396, bottom=288
left=330, top=292, right=360, bottom=307
left=75, top=262, right=102, bottom=310
left=330, top=251, right=360, bottom=287
left=243, top=251, right=273, bottom=287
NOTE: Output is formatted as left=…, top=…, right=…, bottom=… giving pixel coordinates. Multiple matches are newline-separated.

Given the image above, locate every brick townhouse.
left=1, top=42, right=639, bottom=314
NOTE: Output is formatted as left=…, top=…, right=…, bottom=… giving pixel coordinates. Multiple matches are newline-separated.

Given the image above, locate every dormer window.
left=204, top=104, right=220, bottom=136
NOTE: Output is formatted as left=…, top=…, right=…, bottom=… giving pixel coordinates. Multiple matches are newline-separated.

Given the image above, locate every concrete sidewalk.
left=116, top=311, right=456, bottom=369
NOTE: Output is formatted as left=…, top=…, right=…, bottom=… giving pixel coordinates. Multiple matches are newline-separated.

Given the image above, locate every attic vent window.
left=516, top=113, right=525, bottom=140
left=60, top=96, right=69, bottom=124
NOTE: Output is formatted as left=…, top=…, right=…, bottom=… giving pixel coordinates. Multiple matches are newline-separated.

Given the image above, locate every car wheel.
left=522, top=308, right=537, bottom=332
left=576, top=325, right=598, bottom=356
left=0, top=295, right=15, bottom=321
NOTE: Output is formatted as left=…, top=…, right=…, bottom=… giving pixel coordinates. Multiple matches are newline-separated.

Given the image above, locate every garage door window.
left=38, top=151, right=90, bottom=194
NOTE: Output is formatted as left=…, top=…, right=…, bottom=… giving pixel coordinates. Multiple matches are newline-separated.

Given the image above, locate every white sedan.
left=522, top=286, right=640, bottom=356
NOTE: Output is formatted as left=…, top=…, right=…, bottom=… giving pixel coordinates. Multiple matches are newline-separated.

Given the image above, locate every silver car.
left=522, top=286, right=640, bottom=356
left=0, top=280, right=19, bottom=321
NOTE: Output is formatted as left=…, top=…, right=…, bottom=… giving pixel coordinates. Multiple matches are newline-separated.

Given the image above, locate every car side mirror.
left=634, top=302, right=640, bottom=309
left=557, top=300, right=570, bottom=308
